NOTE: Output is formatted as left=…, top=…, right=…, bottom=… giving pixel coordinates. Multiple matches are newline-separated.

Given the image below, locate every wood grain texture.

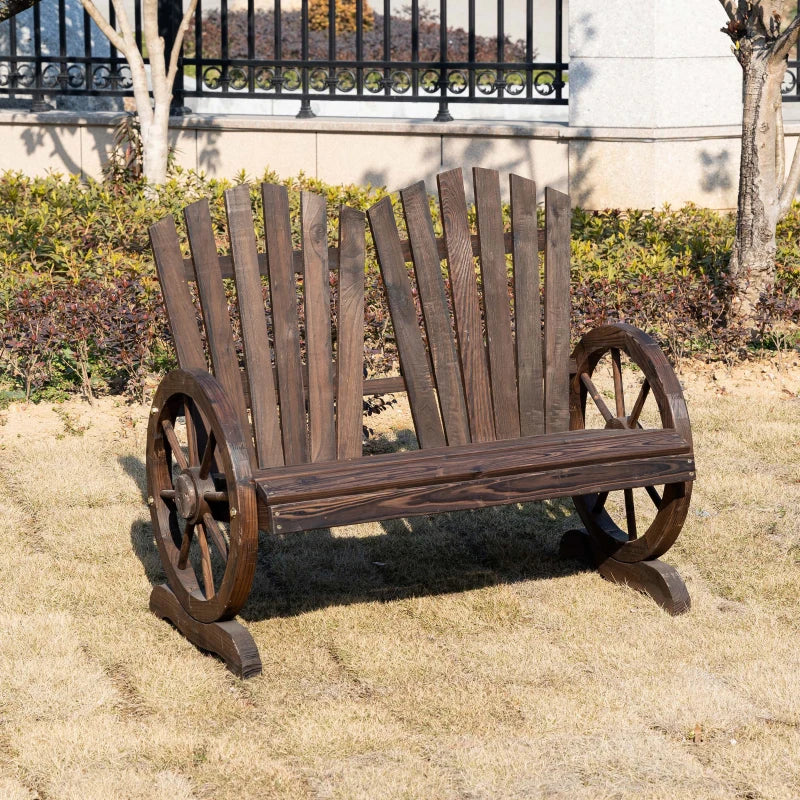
left=367, top=196, right=446, bottom=449
left=256, top=427, right=692, bottom=506
left=510, top=173, right=544, bottom=437
left=473, top=167, right=520, bottom=440
left=559, top=529, right=690, bottom=615
left=437, top=168, right=495, bottom=443
left=543, top=187, right=571, bottom=434
left=336, top=205, right=367, bottom=460
left=179, top=231, right=548, bottom=281
left=149, top=584, right=263, bottom=677
left=262, top=182, right=309, bottom=465
left=302, top=191, right=336, bottom=463
left=224, top=185, right=284, bottom=469
left=400, top=180, right=470, bottom=446
left=183, top=200, right=256, bottom=465
left=266, top=455, right=696, bottom=534
left=150, top=215, right=207, bottom=372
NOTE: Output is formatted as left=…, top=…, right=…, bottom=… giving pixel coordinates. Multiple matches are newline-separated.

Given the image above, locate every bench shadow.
left=120, top=447, right=586, bottom=623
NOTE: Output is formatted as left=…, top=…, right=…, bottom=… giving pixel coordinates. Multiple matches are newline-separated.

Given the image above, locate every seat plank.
left=257, top=427, right=691, bottom=505
left=262, top=183, right=309, bottom=465
left=510, top=174, right=544, bottom=437
left=400, top=181, right=470, bottom=446
left=367, top=196, right=446, bottom=449
left=302, top=192, right=337, bottom=463
left=543, top=187, right=571, bottom=434
left=224, top=185, right=284, bottom=469
left=183, top=200, right=256, bottom=465
left=473, top=167, right=521, bottom=440
left=336, top=206, right=367, bottom=460
left=150, top=216, right=207, bottom=372
left=437, top=168, right=495, bottom=443
left=265, top=451, right=696, bottom=533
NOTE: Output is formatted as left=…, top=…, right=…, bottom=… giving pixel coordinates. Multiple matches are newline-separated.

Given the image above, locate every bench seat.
left=256, top=428, right=695, bottom=533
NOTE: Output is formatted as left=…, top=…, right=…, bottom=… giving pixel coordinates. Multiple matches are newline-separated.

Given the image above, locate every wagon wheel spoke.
left=160, top=488, right=176, bottom=501
left=611, top=348, right=625, bottom=417
left=203, top=513, right=228, bottom=563
left=177, top=520, right=194, bottom=570
left=198, top=430, right=217, bottom=480
left=196, top=523, right=215, bottom=599
left=580, top=373, right=614, bottom=423
left=645, top=484, right=662, bottom=509
left=162, top=419, right=189, bottom=471
left=184, top=400, right=200, bottom=466
left=628, top=380, right=650, bottom=428
left=624, top=488, right=637, bottom=540
left=592, top=491, right=609, bottom=514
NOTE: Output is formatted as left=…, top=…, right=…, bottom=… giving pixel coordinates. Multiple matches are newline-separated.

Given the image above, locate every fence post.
left=158, top=0, right=188, bottom=114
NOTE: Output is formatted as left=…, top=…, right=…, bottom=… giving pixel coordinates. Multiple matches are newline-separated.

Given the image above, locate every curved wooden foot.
left=560, top=529, right=690, bottom=615
left=149, top=584, right=262, bottom=678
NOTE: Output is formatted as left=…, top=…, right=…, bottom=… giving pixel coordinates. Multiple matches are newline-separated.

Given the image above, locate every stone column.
left=567, top=0, right=743, bottom=208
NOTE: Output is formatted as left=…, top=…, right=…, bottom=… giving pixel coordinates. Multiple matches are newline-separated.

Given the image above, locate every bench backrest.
left=368, top=167, right=571, bottom=449
left=149, top=183, right=368, bottom=470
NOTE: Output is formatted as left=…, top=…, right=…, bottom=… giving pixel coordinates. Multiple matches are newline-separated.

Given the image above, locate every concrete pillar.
left=567, top=0, right=744, bottom=207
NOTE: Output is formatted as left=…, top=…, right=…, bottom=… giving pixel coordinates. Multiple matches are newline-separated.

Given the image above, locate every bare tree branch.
left=166, top=0, right=199, bottom=90
left=0, top=0, right=37, bottom=23
left=770, top=11, right=800, bottom=61
left=80, top=0, right=127, bottom=54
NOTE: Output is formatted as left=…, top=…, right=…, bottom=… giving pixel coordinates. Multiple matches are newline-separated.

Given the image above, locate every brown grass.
left=0, top=356, right=799, bottom=800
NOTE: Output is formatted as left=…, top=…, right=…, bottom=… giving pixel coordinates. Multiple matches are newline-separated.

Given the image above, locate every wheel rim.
left=147, top=370, right=257, bottom=623
left=570, top=325, right=693, bottom=563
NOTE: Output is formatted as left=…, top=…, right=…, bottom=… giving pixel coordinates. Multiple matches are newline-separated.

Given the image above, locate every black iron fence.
left=0, top=0, right=568, bottom=118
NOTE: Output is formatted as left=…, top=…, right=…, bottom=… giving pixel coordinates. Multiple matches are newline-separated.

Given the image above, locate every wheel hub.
left=174, top=471, right=200, bottom=521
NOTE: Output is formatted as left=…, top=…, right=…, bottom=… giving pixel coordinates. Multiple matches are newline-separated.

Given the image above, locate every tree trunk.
left=730, top=40, right=786, bottom=318
left=142, top=103, right=170, bottom=185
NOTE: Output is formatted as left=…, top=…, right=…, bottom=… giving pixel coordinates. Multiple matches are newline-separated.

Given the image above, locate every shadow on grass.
left=121, top=453, right=586, bottom=622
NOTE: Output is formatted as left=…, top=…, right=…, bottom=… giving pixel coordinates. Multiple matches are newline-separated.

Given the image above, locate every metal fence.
left=0, top=0, right=567, bottom=118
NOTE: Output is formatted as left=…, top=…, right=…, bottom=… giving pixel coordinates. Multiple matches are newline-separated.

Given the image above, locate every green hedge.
left=0, top=168, right=798, bottom=403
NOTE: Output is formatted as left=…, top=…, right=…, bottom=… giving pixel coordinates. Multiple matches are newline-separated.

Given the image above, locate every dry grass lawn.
left=0, top=357, right=799, bottom=799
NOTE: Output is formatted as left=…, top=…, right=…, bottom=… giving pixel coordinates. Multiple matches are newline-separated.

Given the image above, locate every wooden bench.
left=146, top=168, right=695, bottom=678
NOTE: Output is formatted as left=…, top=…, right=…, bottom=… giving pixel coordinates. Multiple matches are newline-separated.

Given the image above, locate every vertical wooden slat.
left=437, top=168, right=495, bottom=443
left=224, top=184, right=284, bottom=468
left=543, top=187, right=571, bottom=434
left=149, top=216, right=207, bottom=372
left=261, top=183, right=309, bottom=465
left=302, top=191, right=337, bottom=463
left=400, top=181, right=470, bottom=447
left=367, top=196, right=446, bottom=449
left=510, top=173, right=544, bottom=436
left=183, top=200, right=256, bottom=464
left=473, top=167, right=520, bottom=440
left=336, top=205, right=366, bottom=460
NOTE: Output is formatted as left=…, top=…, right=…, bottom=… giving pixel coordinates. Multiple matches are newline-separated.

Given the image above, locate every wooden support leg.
left=149, top=584, right=263, bottom=678
left=559, top=529, right=690, bottom=615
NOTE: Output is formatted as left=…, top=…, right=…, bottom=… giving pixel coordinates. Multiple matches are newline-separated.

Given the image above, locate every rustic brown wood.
left=267, top=454, right=695, bottom=534
left=559, top=529, right=690, bottom=615
left=437, top=168, right=495, bottom=442
left=179, top=230, right=548, bottom=281
left=336, top=205, right=367, bottom=460
left=510, top=173, right=544, bottom=438
left=262, top=183, right=309, bottom=465
left=150, top=216, right=207, bottom=372
left=367, top=196, right=446, bottom=449
left=543, top=187, right=571, bottom=434
left=400, top=180, right=470, bottom=446
left=256, top=427, right=691, bottom=506
left=183, top=200, right=257, bottom=465
left=569, top=322, right=694, bottom=563
left=224, top=184, right=284, bottom=469
left=150, top=584, right=263, bottom=677
left=148, top=175, right=696, bottom=676
left=473, top=167, right=520, bottom=440
left=302, top=191, right=337, bottom=463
